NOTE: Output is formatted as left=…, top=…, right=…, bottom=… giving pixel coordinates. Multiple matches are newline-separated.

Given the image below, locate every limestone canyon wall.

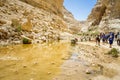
left=20, top=0, right=64, bottom=17
left=0, top=0, right=70, bottom=45
left=88, top=0, right=120, bottom=31
left=62, top=7, right=81, bottom=34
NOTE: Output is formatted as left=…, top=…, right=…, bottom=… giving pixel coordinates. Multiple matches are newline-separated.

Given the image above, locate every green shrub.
left=77, top=33, right=82, bottom=36
left=71, top=39, right=78, bottom=46
left=88, top=28, right=93, bottom=32
left=92, top=31, right=99, bottom=36
left=71, top=39, right=76, bottom=44
left=108, top=48, right=119, bottom=58
left=22, top=38, right=31, bottom=44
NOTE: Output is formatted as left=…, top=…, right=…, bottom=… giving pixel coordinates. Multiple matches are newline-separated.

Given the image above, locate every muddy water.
left=0, top=41, right=72, bottom=80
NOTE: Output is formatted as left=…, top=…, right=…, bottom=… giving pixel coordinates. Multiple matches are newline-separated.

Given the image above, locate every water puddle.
left=70, top=53, right=78, bottom=60
left=0, top=41, right=72, bottom=80
left=68, top=46, right=89, bottom=66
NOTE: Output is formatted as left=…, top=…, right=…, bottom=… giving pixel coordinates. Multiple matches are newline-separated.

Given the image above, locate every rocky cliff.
left=0, top=0, right=71, bottom=45
left=62, top=7, right=81, bottom=34
left=88, top=0, right=120, bottom=31
left=20, top=0, right=64, bottom=17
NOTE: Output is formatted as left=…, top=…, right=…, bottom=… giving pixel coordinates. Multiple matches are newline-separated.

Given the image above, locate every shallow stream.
left=0, top=41, right=72, bottom=80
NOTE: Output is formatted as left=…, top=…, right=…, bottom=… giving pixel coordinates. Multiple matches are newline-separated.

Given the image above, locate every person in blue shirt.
left=104, top=33, right=110, bottom=43
left=109, top=32, right=115, bottom=40
left=109, top=35, right=114, bottom=48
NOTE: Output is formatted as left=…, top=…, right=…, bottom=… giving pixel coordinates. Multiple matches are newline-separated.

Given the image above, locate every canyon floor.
left=0, top=41, right=120, bottom=80
left=53, top=41, right=120, bottom=80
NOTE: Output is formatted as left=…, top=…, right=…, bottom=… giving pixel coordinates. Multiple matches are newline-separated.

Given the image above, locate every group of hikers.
left=96, top=32, right=120, bottom=48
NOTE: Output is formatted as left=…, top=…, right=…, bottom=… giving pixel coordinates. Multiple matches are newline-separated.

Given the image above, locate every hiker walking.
left=109, top=35, right=114, bottom=48
left=108, top=32, right=114, bottom=48
left=117, top=32, right=120, bottom=46
left=104, top=32, right=110, bottom=43
left=115, top=32, right=118, bottom=41
left=95, top=35, right=100, bottom=46
left=109, top=32, right=115, bottom=40
left=100, top=32, right=103, bottom=40
left=101, top=33, right=106, bottom=44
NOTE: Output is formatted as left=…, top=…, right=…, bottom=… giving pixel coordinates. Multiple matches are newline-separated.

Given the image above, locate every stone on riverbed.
left=22, top=36, right=32, bottom=44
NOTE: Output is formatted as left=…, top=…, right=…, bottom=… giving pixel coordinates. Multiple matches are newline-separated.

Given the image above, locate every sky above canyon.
left=64, top=0, right=97, bottom=21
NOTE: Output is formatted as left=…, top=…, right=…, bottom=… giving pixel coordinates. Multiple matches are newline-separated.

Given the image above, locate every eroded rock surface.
left=88, top=0, right=120, bottom=31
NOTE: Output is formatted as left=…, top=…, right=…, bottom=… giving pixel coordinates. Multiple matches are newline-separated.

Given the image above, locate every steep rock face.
left=0, top=0, right=84, bottom=45
left=20, top=0, right=64, bottom=17
left=88, top=0, right=120, bottom=31
left=0, top=0, right=67, bottom=45
left=63, top=7, right=81, bottom=34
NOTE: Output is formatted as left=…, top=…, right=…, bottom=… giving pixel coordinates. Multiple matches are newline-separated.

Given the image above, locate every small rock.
left=12, top=41, right=21, bottom=44
left=75, top=64, right=79, bottom=66
left=51, top=62, right=55, bottom=65
left=0, top=20, right=6, bottom=26
left=47, top=72, right=51, bottom=75
left=30, top=78, right=34, bottom=80
left=14, top=70, right=18, bottom=74
left=91, top=63, right=96, bottom=66
left=0, top=1, right=4, bottom=7
left=61, top=57, right=68, bottom=60
left=75, top=70, right=78, bottom=72
left=33, top=62, right=38, bottom=65
left=23, top=65, right=27, bottom=68
left=85, top=69, right=92, bottom=74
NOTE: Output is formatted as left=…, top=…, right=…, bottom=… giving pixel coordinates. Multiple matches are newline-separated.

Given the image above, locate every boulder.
left=22, top=36, right=32, bottom=44
left=0, top=20, right=6, bottom=26
left=21, top=18, right=33, bottom=31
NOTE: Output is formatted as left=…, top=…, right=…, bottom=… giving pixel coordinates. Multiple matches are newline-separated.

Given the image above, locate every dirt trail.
left=53, top=41, right=120, bottom=80
left=80, top=41, right=120, bottom=51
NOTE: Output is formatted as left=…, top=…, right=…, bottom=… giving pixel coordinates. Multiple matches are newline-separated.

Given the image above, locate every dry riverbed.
left=53, top=42, right=120, bottom=80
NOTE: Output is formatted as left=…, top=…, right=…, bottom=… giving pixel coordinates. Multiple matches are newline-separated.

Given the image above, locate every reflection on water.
left=0, top=41, right=71, bottom=80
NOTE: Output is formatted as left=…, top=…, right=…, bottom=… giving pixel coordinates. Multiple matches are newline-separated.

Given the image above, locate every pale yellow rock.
left=21, top=18, right=32, bottom=31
